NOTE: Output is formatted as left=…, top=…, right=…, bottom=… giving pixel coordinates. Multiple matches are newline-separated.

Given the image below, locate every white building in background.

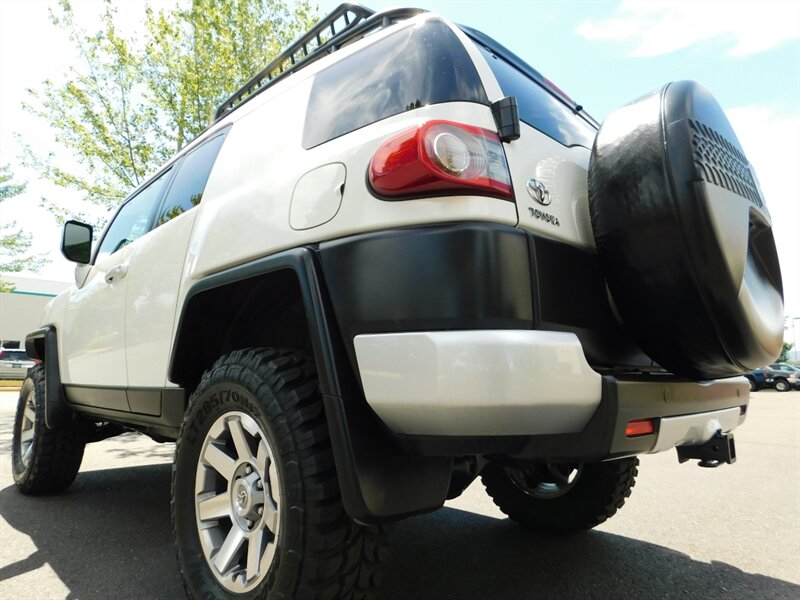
left=0, top=274, right=70, bottom=348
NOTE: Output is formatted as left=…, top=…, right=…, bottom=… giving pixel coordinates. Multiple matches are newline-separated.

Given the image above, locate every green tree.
left=778, top=341, right=794, bottom=363
left=1, top=165, right=46, bottom=292
left=23, top=0, right=316, bottom=212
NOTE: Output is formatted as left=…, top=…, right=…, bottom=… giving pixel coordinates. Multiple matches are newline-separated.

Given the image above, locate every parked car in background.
left=0, top=348, right=36, bottom=379
left=746, top=366, right=798, bottom=392
left=745, top=368, right=771, bottom=391
left=769, top=364, right=800, bottom=390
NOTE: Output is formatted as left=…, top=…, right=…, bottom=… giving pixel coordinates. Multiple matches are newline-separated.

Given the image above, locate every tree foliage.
left=1, top=165, right=45, bottom=292
left=23, top=0, right=316, bottom=211
left=778, top=341, right=794, bottom=363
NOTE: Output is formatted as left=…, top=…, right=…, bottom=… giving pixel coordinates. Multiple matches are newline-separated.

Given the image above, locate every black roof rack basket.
left=214, top=4, right=426, bottom=122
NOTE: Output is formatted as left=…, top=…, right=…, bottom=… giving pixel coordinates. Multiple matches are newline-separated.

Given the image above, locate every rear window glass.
left=2, top=351, right=29, bottom=361
left=303, top=19, right=488, bottom=149
left=475, top=44, right=596, bottom=149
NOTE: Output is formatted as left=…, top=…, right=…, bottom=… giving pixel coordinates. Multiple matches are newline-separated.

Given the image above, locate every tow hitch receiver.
left=677, top=431, right=736, bottom=468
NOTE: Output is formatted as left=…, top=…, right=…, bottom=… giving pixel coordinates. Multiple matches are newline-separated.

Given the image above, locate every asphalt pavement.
left=0, top=389, right=798, bottom=599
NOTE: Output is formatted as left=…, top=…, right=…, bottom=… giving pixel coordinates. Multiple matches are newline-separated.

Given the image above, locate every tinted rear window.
left=2, top=351, right=29, bottom=361
left=475, top=44, right=596, bottom=149
left=303, top=19, right=488, bottom=149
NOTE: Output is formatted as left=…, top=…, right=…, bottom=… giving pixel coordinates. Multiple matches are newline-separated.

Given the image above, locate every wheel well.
left=170, top=268, right=313, bottom=392
left=24, top=331, right=47, bottom=361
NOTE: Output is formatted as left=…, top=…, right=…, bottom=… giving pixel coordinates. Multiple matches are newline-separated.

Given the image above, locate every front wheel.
left=774, top=379, right=790, bottom=392
left=12, top=365, right=87, bottom=494
left=172, top=348, right=386, bottom=599
left=482, top=458, right=639, bottom=534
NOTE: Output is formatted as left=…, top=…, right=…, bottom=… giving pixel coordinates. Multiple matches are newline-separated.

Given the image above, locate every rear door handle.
left=104, top=264, right=129, bottom=284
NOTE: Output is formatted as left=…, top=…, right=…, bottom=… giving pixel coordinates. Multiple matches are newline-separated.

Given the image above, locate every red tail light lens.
left=625, top=419, right=655, bottom=437
left=368, top=120, right=513, bottom=200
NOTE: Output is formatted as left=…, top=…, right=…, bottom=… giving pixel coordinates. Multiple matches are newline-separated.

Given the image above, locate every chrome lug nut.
left=257, top=506, right=263, bottom=516
left=245, top=518, right=253, bottom=527
left=256, top=480, right=263, bottom=490
left=245, top=465, right=253, bottom=475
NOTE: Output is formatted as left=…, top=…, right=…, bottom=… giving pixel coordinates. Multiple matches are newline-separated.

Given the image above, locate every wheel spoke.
left=198, top=493, right=230, bottom=522
left=256, top=440, right=269, bottom=474
left=228, top=416, right=253, bottom=463
left=20, top=428, right=35, bottom=443
left=246, top=528, right=264, bottom=581
left=213, top=527, right=245, bottom=574
left=262, top=498, right=279, bottom=534
left=203, top=444, right=236, bottom=481
left=24, top=406, right=36, bottom=424
left=268, top=456, right=279, bottom=496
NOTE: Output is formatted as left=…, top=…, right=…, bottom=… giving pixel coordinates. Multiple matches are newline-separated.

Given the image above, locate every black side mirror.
left=61, top=220, right=93, bottom=264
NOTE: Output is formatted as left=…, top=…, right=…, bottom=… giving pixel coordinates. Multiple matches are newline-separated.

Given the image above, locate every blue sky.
left=1, top=0, right=799, bottom=332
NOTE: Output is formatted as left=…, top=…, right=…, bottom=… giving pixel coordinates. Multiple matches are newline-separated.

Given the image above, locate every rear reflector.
left=626, top=419, right=655, bottom=437
left=368, top=120, right=513, bottom=200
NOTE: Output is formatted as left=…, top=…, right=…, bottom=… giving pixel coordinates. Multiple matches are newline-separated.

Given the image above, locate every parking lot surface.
left=1, top=389, right=798, bottom=599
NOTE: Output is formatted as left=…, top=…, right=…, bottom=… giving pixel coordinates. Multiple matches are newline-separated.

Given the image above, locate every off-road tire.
left=482, top=458, right=639, bottom=534
left=172, top=348, right=387, bottom=600
left=12, top=364, right=87, bottom=494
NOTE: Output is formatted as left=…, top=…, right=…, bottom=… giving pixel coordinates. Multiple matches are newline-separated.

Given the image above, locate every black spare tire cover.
left=588, top=81, right=783, bottom=379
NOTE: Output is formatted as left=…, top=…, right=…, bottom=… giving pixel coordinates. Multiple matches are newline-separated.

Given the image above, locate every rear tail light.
left=368, top=120, right=513, bottom=200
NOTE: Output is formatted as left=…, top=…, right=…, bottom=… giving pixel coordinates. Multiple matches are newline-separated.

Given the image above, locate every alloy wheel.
left=194, top=411, right=281, bottom=593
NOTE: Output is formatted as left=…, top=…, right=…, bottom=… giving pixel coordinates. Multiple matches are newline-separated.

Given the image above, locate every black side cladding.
left=588, top=80, right=783, bottom=379
left=318, top=223, right=649, bottom=375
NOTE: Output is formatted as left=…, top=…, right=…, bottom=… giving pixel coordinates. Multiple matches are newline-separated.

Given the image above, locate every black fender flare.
left=170, top=248, right=452, bottom=523
left=24, top=326, right=73, bottom=429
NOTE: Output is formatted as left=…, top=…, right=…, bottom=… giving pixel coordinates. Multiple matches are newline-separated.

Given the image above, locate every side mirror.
left=61, top=220, right=93, bottom=264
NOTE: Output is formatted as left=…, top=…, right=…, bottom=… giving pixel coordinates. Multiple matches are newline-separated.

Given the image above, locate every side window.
left=156, top=134, right=226, bottom=226
left=96, top=169, right=172, bottom=260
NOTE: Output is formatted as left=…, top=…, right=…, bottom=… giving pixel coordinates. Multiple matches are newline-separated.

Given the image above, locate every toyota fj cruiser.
left=12, top=4, right=784, bottom=599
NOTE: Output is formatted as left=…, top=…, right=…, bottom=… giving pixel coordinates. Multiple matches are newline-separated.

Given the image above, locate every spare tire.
left=588, top=81, right=783, bottom=379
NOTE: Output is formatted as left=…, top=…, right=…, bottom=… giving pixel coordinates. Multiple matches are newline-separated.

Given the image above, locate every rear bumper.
left=354, top=330, right=602, bottom=436
left=354, top=329, right=749, bottom=461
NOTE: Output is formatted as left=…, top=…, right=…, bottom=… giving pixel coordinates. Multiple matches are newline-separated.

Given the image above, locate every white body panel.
left=504, top=129, right=595, bottom=249
left=353, top=330, right=603, bottom=436
left=184, top=98, right=517, bottom=287
left=59, top=244, right=137, bottom=387
left=124, top=210, right=198, bottom=388
left=650, top=406, right=744, bottom=453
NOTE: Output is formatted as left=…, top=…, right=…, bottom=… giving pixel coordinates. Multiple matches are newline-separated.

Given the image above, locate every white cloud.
left=726, top=105, right=800, bottom=322
left=576, top=0, right=800, bottom=57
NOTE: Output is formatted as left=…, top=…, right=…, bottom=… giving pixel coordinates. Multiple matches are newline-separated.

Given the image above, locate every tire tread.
left=172, top=347, right=387, bottom=599
left=12, top=365, right=87, bottom=494
left=482, top=458, right=639, bottom=534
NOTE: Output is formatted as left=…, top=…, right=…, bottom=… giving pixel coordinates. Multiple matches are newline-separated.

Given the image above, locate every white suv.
left=12, top=5, right=784, bottom=599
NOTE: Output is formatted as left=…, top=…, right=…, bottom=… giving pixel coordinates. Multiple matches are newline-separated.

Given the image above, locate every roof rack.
left=214, top=4, right=425, bottom=122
